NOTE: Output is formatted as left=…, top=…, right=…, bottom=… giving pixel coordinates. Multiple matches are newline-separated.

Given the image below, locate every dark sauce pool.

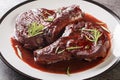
left=11, top=13, right=110, bottom=74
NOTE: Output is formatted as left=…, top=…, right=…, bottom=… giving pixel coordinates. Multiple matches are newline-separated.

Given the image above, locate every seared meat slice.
left=34, top=23, right=76, bottom=64
left=15, top=5, right=83, bottom=50
left=15, top=8, right=56, bottom=49
left=34, top=21, right=110, bottom=64
left=44, top=5, right=83, bottom=44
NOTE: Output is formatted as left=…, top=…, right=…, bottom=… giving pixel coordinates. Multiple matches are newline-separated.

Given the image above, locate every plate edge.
left=0, top=0, right=120, bottom=80
left=84, top=0, right=120, bottom=79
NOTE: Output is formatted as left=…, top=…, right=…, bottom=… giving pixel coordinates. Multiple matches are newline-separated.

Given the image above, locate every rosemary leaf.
left=57, top=49, right=65, bottom=54
left=55, top=46, right=59, bottom=53
left=28, top=22, right=44, bottom=37
left=82, top=28, right=102, bottom=46
left=66, top=46, right=81, bottom=50
left=85, top=35, right=94, bottom=42
left=101, top=26, right=110, bottom=33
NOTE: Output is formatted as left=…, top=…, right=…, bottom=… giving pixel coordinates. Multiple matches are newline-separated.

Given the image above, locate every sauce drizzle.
left=11, top=13, right=110, bottom=74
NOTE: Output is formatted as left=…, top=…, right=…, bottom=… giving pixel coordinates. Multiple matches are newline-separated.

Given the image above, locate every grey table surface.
left=0, top=0, right=120, bottom=80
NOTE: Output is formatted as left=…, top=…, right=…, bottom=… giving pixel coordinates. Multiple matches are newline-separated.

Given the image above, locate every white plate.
left=0, top=0, right=120, bottom=80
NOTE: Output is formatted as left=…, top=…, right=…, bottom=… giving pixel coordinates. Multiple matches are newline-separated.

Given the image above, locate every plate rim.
left=0, top=0, right=120, bottom=80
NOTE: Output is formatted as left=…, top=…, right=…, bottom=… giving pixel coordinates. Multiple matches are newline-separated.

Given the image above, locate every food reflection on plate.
left=11, top=5, right=111, bottom=75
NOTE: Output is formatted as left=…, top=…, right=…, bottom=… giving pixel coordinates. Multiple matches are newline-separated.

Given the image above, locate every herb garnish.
left=55, top=46, right=81, bottom=54
left=57, top=49, right=65, bottom=54
left=15, top=45, right=22, bottom=59
left=28, top=22, right=44, bottom=37
left=81, top=28, right=102, bottom=46
left=66, top=46, right=81, bottom=50
left=101, top=26, right=110, bottom=33
left=96, top=22, right=105, bottom=25
left=66, top=67, right=70, bottom=76
left=96, top=22, right=110, bottom=33
left=55, top=46, right=65, bottom=54
left=55, top=46, right=60, bottom=53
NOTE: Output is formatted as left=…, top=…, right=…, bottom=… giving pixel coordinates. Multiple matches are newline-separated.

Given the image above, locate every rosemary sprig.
left=82, top=28, right=102, bottom=46
left=28, top=22, right=44, bottom=37
left=55, top=46, right=65, bottom=54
